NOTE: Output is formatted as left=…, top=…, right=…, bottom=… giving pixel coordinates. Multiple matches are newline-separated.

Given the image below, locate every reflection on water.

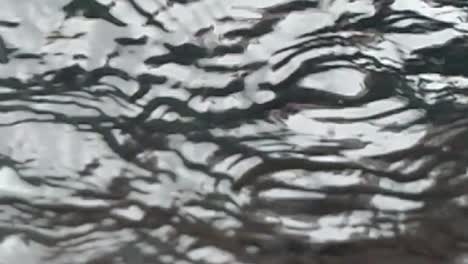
left=0, top=0, right=468, bottom=263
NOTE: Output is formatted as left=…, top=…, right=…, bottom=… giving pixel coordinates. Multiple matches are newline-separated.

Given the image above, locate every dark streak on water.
left=0, top=0, right=468, bottom=263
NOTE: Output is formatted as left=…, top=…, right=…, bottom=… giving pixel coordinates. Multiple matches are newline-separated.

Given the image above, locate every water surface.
left=0, top=0, right=468, bottom=263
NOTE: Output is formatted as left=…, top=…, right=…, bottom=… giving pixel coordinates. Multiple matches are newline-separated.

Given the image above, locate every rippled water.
left=1, top=0, right=468, bottom=263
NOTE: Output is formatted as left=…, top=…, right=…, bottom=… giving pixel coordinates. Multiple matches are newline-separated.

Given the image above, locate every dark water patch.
left=63, top=0, right=126, bottom=27
left=0, top=21, right=19, bottom=28
left=115, top=36, right=148, bottom=46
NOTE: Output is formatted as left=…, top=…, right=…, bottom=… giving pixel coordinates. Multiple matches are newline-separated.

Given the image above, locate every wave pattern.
left=0, top=0, right=468, bottom=263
